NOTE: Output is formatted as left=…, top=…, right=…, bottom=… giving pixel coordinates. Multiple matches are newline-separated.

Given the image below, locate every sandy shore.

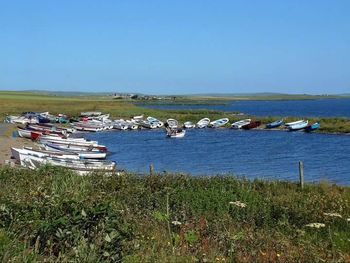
left=0, top=124, right=34, bottom=165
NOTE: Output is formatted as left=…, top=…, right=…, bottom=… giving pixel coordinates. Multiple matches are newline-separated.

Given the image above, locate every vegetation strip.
left=0, top=166, right=349, bottom=262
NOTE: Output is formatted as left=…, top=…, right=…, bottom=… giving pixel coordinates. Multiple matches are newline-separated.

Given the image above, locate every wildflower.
left=171, top=220, right=182, bottom=226
left=324, top=212, right=342, bottom=218
left=305, top=223, right=326, bottom=229
left=229, top=201, right=247, bottom=208
left=277, top=253, right=281, bottom=257
left=347, top=218, right=350, bottom=222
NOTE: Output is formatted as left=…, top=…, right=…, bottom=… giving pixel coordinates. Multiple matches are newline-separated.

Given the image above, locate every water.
left=84, top=129, right=350, bottom=185
left=140, top=98, right=350, bottom=118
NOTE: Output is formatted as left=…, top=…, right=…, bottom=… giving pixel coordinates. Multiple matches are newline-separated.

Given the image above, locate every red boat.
left=242, top=121, right=261, bottom=130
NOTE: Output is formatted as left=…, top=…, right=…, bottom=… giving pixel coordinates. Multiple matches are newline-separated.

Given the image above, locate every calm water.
left=84, top=129, right=350, bottom=185
left=140, top=98, right=350, bottom=118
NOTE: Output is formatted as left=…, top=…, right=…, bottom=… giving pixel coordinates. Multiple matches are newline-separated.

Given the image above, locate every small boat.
left=15, top=153, right=115, bottom=175
left=242, top=121, right=261, bottom=130
left=166, top=129, right=186, bottom=138
left=166, top=119, right=178, bottom=129
left=286, top=120, right=309, bottom=131
left=147, top=117, right=164, bottom=128
left=304, top=122, right=320, bottom=132
left=11, top=147, right=80, bottom=161
left=209, top=118, right=229, bottom=128
left=183, top=121, right=195, bottom=129
left=196, top=118, right=210, bottom=129
left=39, top=136, right=99, bottom=146
left=266, top=119, right=284, bottom=129
left=39, top=140, right=107, bottom=153
left=113, top=120, right=129, bottom=130
left=231, top=119, right=251, bottom=129
left=42, top=144, right=107, bottom=159
left=17, top=128, right=34, bottom=139
left=140, top=120, right=158, bottom=129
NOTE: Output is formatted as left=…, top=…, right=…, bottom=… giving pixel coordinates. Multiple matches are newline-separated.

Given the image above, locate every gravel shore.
left=0, top=124, right=34, bottom=165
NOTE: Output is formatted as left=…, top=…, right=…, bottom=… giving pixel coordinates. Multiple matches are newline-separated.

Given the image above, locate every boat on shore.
left=42, top=144, right=107, bottom=159
left=266, top=119, right=284, bottom=129
left=183, top=121, right=195, bottom=129
left=286, top=120, right=309, bottom=131
left=304, top=122, right=320, bottom=132
left=166, top=119, right=178, bottom=129
left=209, top=118, right=229, bottom=128
left=15, top=152, right=115, bottom=175
left=231, top=119, right=251, bottom=129
left=196, top=118, right=210, bottom=128
left=242, top=121, right=261, bottom=130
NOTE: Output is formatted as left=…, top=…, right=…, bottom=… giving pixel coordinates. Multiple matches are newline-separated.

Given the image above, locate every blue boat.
left=266, top=119, right=284, bottom=129
left=304, top=122, right=320, bottom=132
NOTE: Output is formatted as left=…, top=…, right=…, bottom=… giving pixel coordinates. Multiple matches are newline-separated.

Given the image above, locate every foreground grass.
left=0, top=166, right=349, bottom=262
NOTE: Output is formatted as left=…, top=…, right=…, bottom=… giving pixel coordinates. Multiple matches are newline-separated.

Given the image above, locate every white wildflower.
left=347, top=218, right=350, bottom=222
left=323, top=212, right=342, bottom=218
left=229, top=201, right=247, bottom=208
left=305, top=223, right=326, bottom=229
left=171, top=220, right=182, bottom=226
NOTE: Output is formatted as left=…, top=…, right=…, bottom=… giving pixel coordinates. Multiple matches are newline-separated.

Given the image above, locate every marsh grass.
left=1, top=92, right=350, bottom=134
left=0, top=166, right=349, bottom=262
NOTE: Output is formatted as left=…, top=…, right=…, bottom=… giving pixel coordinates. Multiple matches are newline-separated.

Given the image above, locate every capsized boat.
left=183, top=121, right=195, bottom=129
left=266, top=119, right=284, bottom=129
left=196, top=118, right=210, bottom=129
left=286, top=120, right=309, bottom=131
left=242, top=121, right=261, bottom=130
left=209, top=118, right=229, bottom=128
left=166, top=119, right=178, bottom=129
left=231, top=119, right=251, bottom=129
left=304, top=122, right=320, bottom=132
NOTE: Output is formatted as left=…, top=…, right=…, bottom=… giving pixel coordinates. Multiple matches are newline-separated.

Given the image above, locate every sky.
left=0, top=0, right=349, bottom=95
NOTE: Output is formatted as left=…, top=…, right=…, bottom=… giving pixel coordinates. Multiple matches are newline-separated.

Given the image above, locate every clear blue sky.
left=0, top=0, right=349, bottom=94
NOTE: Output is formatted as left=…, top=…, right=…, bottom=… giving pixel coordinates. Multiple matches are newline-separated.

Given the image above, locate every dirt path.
left=0, top=124, right=34, bottom=165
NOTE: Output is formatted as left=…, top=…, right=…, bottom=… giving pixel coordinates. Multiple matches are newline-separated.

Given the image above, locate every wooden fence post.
left=299, top=161, right=304, bottom=189
left=149, top=164, right=154, bottom=175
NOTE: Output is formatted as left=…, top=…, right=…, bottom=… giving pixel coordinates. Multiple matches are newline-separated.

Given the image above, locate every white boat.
left=147, top=117, right=164, bottom=128
left=196, top=118, right=210, bottom=129
left=166, top=119, right=178, bottom=129
left=140, top=120, right=158, bottom=129
left=209, top=118, right=229, bottom=128
left=40, top=141, right=107, bottom=152
left=183, top=121, right=195, bottom=129
left=132, top=115, right=144, bottom=121
left=286, top=120, right=309, bottom=131
left=16, top=153, right=115, bottom=176
left=39, top=136, right=99, bottom=146
left=42, top=144, right=107, bottom=159
left=166, top=129, right=186, bottom=138
left=72, top=122, right=104, bottom=132
left=113, top=120, right=129, bottom=130
left=81, top=112, right=102, bottom=117
left=125, top=120, right=139, bottom=130
left=17, top=128, right=33, bottom=139
left=11, top=147, right=80, bottom=162
left=231, top=119, right=251, bottom=129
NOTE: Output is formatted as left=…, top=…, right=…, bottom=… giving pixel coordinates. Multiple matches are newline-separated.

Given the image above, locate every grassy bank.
left=1, top=91, right=350, bottom=134
left=0, top=166, right=349, bottom=262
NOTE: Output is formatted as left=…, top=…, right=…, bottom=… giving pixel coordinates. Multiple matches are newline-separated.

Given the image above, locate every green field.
left=1, top=91, right=350, bottom=134
left=0, top=166, right=349, bottom=262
